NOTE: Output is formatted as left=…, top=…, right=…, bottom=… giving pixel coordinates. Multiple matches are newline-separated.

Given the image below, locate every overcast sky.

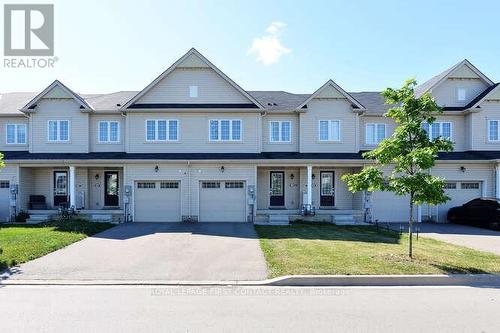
left=1, top=0, right=499, bottom=94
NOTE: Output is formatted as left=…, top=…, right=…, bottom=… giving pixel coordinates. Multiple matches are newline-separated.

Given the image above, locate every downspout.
left=187, top=160, right=191, bottom=221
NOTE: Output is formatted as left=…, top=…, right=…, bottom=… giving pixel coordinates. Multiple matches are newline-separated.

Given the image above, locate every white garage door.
left=134, top=181, right=181, bottom=222
left=199, top=181, right=246, bottom=222
left=0, top=181, right=10, bottom=222
left=437, top=181, right=482, bottom=222
left=371, top=191, right=413, bottom=223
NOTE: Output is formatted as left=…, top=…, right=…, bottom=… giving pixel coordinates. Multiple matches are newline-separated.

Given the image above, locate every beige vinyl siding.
left=262, top=114, right=299, bottom=152
left=127, top=112, right=260, bottom=153
left=299, top=99, right=358, bottom=153
left=257, top=167, right=301, bottom=209
left=359, top=116, right=396, bottom=150
left=464, top=114, right=473, bottom=150
left=30, top=99, right=89, bottom=153
left=0, top=116, right=29, bottom=151
left=432, top=78, right=489, bottom=108
left=470, top=101, right=500, bottom=150
left=432, top=115, right=466, bottom=151
left=89, top=114, right=125, bottom=152
left=125, top=163, right=255, bottom=221
left=430, top=164, right=494, bottom=197
left=137, top=68, right=251, bottom=104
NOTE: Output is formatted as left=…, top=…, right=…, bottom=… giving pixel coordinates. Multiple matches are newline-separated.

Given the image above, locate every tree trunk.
left=408, top=196, right=414, bottom=259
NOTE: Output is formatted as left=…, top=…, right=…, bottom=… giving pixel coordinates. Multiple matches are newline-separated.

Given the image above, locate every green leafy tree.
left=342, top=79, right=453, bottom=258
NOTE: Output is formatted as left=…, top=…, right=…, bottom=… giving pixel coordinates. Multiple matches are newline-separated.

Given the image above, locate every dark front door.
left=320, top=171, right=335, bottom=207
left=104, top=171, right=119, bottom=206
left=53, top=171, right=68, bottom=207
left=269, top=171, right=285, bottom=207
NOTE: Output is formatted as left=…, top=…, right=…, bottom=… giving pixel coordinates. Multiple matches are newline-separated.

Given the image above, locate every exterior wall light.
left=220, top=166, right=225, bottom=173
left=460, top=166, right=466, bottom=173
left=155, top=165, right=159, bottom=173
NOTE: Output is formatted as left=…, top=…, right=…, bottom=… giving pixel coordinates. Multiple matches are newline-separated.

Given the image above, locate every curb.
left=2, top=274, right=500, bottom=287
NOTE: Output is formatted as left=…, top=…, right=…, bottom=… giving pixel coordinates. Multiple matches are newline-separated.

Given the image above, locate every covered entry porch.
left=256, top=165, right=365, bottom=224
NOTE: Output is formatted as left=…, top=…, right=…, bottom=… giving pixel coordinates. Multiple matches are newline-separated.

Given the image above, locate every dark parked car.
left=447, top=198, right=500, bottom=230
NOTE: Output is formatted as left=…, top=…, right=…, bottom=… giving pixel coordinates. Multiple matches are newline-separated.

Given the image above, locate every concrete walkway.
left=389, top=223, right=500, bottom=255
left=1, top=222, right=268, bottom=281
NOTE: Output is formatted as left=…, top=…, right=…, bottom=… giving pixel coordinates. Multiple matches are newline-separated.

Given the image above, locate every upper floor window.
left=48, top=120, right=69, bottom=142
left=457, top=88, right=466, bottom=102
left=189, top=85, right=198, bottom=98
left=98, top=121, right=120, bottom=143
left=365, top=123, right=386, bottom=145
left=6, top=124, right=27, bottom=144
left=269, top=121, right=291, bottom=143
left=422, top=122, right=451, bottom=140
left=146, top=120, right=178, bottom=142
left=488, top=120, right=499, bottom=142
left=319, top=120, right=341, bottom=142
left=209, top=119, right=241, bottom=141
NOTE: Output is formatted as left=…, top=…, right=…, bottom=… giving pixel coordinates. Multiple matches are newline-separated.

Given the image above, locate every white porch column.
left=69, top=166, right=76, bottom=209
left=306, top=165, right=313, bottom=206
left=496, top=164, right=500, bottom=199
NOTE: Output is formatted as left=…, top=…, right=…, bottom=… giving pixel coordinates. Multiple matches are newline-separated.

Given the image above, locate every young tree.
left=342, top=79, right=453, bottom=258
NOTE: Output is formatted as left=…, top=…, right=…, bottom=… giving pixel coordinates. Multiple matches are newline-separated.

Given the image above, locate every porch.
left=255, top=166, right=366, bottom=225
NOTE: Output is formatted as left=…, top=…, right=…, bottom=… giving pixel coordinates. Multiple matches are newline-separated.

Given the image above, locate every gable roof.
left=414, top=59, right=494, bottom=98
left=122, top=48, right=264, bottom=109
left=20, top=80, right=92, bottom=112
left=296, top=79, right=365, bottom=110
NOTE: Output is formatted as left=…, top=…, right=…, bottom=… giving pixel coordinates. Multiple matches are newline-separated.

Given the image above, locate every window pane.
left=490, top=121, right=498, bottom=141
left=319, top=121, right=329, bottom=141
left=331, top=121, right=340, bottom=141
left=6, top=124, right=16, bottom=143
left=110, top=122, right=119, bottom=142
left=17, top=125, right=26, bottom=144
left=146, top=120, right=156, bottom=140
left=271, top=122, right=280, bottom=142
left=48, top=121, right=58, bottom=141
left=59, top=121, right=69, bottom=141
left=376, top=124, right=385, bottom=143
left=366, top=124, right=375, bottom=144
left=422, top=122, right=429, bottom=137
left=442, top=123, right=451, bottom=139
left=99, top=122, right=108, bottom=142
left=168, top=120, right=178, bottom=140
left=210, top=120, right=218, bottom=140
left=221, top=120, right=230, bottom=140
left=231, top=120, right=241, bottom=140
left=431, top=123, right=440, bottom=140
left=158, top=120, right=167, bottom=140
left=281, top=122, right=290, bottom=142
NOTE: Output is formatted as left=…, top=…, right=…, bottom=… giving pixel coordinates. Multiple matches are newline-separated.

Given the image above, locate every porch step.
left=26, top=214, right=51, bottom=224
left=332, top=214, right=366, bottom=225
left=267, top=215, right=290, bottom=225
left=90, top=214, right=113, bottom=222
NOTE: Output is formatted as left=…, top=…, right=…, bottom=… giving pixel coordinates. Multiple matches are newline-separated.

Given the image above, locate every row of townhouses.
left=1, top=48, right=500, bottom=224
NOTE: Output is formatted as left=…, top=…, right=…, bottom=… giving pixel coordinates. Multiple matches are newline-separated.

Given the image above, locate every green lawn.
left=0, top=219, right=114, bottom=270
left=255, top=223, right=500, bottom=277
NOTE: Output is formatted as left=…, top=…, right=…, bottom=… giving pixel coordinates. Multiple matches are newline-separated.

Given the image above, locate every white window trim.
left=145, top=119, right=179, bottom=142
left=98, top=121, right=120, bottom=143
left=318, top=120, right=341, bottom=142
left=487, top=119, right=500, bottom=142
left=208, top=119, right=242, bottom=142
left=365, top=123, right=387, bottom=145
left=47, top=120, right=70, bottom=142
left=457, top=88, right=466, bottom=102
left=269, top=120, right=292, bottom=143
left=423, top=121, right=453, bottom=141
left=5, top=124, right=27, bottom=145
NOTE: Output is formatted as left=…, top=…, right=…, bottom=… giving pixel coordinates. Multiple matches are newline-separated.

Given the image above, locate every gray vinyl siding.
left=137, top=68, right=251, bottom=104
left=431, top=163, right=494, bottom=198
left=359, top=115, right=396, bottom=150
left=261, top=114, right=299, bottom=152
left=126, top=112, right=260, bottom=153
left=29, top=99, right=89, bottom=153
left=89, top=114, right=125, bottom=152
left=432, top=78, right=489, bottom=108
left=433, top=115, right=466, bottom=151
left=470, top=101, right=500, bottom=150
left=299, top=99, right=358, bottom=153
left=0, top=116, right=29, bottom=151
left=125, top=163, right=255, bottom=221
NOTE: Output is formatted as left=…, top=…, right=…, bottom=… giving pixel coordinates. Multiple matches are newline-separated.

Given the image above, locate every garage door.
left=199, top=181, right=246, bottom=222
left=0, top=181, right=10, bottom=222
left=371, top=191, right=414, bottom=222
left=437, top=181, right=482, bottom=222
left=134, top=181, right=181, bottom=222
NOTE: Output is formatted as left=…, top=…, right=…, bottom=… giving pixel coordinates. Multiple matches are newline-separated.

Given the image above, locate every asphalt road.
left=0, top=285, right=499, bottom=332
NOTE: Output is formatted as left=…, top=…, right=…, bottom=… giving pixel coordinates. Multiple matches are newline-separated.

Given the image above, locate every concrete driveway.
left=1, top=222, right=268, bottom=281
left=390, top=223, right=500, bottom=255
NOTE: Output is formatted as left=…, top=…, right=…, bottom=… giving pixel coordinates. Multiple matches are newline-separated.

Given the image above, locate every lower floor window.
left=0, top=181, right=9, bottom=188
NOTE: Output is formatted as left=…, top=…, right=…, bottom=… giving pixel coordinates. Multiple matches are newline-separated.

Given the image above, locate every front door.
left=53, top=171, right=68, bottom=207
left=269, top=171, right=285, bottom=207
left=320, top=171, right=335, bottom=207
left=104, top=171, right=119, bottom=206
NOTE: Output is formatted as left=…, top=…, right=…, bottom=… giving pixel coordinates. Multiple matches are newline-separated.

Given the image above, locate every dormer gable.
left=123, top=48, right=263, bottom=110
left=297, top=79, right=365, bottom=111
